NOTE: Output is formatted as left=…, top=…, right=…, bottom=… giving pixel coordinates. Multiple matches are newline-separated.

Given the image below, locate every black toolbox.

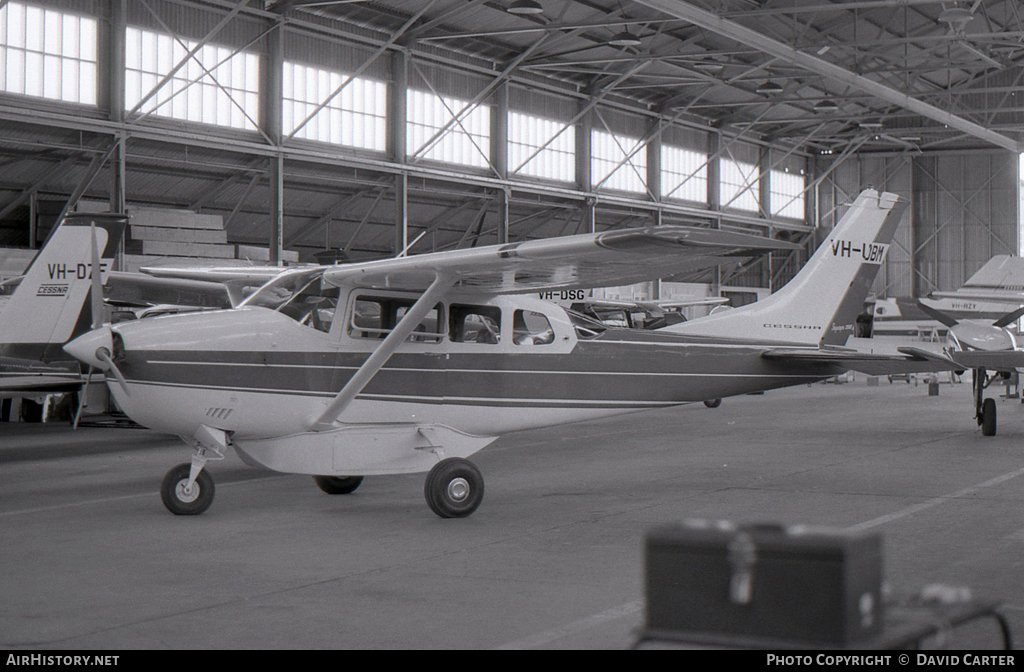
left=644, top=520, right=883, bottom=646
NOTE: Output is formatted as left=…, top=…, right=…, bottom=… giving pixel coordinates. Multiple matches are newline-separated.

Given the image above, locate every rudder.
left=661, top=189, right=906, bottom=346
left=0, top=213, right=127, bottom=346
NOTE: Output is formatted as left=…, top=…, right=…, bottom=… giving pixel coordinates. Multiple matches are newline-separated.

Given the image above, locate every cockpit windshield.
left=565, top=309, right=608, bottom=340
left=240, top=270, right=340, bottom=333
left=240, top=270, right=322, bottom=310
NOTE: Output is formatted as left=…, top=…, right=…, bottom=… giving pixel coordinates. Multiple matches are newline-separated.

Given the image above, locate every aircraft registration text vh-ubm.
left=830, top=239, right=888, bottom=263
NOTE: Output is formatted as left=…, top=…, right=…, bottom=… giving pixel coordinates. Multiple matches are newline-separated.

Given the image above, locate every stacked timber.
left=118, top=206, right=296, bottom=271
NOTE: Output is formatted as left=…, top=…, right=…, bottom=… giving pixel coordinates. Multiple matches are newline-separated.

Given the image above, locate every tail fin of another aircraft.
left=0, top=213, right=127, bottom=346
left=661, top=188, right=907, bottom=346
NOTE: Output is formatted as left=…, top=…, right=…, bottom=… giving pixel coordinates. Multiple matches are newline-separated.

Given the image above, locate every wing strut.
left=306, top=272, right=454, bottom=431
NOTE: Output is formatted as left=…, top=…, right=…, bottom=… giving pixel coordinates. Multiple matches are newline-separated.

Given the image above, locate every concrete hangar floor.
left=0, top=378, right=1021, bottom=650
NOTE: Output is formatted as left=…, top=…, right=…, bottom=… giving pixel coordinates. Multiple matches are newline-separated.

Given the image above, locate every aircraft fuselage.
left=89, top=291, right=843, bottom=439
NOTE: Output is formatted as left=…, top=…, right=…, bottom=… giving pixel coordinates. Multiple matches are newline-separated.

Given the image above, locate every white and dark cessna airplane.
left=0, top=213, right=126, bottom=399
left=64, top=188, right=928, bottom=519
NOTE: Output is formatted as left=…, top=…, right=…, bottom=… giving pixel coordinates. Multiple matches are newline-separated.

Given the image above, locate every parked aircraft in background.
left=0, top=213, right=126, bottom=399
left=570, top=296, right=729, bottom=330
left=928, top=254, right=1024, bottom=306
left=856, top=255, right=1024, bottom=437
left=910, top=300, right=1024, bottom=437
left=64, top=189, right=935, bottom=519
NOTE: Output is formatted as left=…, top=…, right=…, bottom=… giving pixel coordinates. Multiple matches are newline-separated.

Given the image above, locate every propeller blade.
left=89, top=223, right=104, bottom=331
left=73, top=365, right=93, bottom=430
left=992, top=306, right=1024, bottom=329
left=916, top=300, right=959, bottom=328
left=95, top=348, right=130, bottom=398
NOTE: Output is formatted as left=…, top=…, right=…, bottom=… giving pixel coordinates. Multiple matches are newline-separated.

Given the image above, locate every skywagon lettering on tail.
left=831, top=239, right=889, bottom=264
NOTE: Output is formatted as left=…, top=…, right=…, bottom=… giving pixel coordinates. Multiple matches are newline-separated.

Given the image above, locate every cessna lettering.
left=762, top=323, right=821, bottom=331
left=830, top=239, right=888, bottom=263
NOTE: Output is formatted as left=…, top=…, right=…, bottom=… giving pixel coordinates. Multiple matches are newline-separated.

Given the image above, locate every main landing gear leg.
left=160, top=425, right=227, bottom=515
left=974, top=368, right=997, bottom=437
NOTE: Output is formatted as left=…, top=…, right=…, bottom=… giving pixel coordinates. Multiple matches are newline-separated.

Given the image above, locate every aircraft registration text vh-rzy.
left=63, top=189, right=941, bottom=519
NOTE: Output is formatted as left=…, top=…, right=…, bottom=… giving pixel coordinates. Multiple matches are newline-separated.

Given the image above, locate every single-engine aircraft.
left=0, top=213, right=126, bottom=398
left=64, top=188, right=931, bottom=518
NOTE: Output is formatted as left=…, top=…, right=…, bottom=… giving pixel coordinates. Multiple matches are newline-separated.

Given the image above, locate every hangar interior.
left=0, top=0, right=1020, bottom=305
left=4, top=0, right=1024, bottom=652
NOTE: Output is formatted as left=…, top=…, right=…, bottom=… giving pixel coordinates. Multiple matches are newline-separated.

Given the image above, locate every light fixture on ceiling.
left=755, top=79, right=783, bottom=94
left=693, top=58, right=724, bottom=73
left=814, top=99, right=839, bottom=112
left=507, top=0, right=544, bottom=15
left=859, top=120, right=884, bottom=129
left=938, top=6, right=974, bottom=24
left=608, top=30, right=642, bottom=47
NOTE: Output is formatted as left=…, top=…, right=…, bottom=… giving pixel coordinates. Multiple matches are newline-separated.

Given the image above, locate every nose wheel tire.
left=313, top=475, right=364, bottom=494
left=160, top=463, right=215, bottom=515
left=424, top=458, right=484, bottom=519
left=981, top=398, right=997, bottom=436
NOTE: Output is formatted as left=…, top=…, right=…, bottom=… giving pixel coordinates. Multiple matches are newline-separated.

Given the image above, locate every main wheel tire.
left=704, top=399, right=722, bottom=408
left=424, top=458, right=484, bottom=519
left=160, top=463, right=215, bottom=515
left=313, top=475, right=364, bottom=495
left=982, top=398, right=997, bottom=436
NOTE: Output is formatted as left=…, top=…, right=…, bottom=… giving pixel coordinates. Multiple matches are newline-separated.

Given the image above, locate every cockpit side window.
left=449, top=304, right=501, bottom=344
left=513, top=310, right=554, bottom=346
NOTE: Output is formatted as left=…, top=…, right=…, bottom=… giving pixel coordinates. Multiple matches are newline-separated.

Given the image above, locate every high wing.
left=104, top=271, right=234, bottom=309
left=321, top=226, right=797, bottom=293
left=112, top=264, right=292, bottom=308
left=138, top=264, right=289, bottom=284
left=586, top=297, right=729, bottom=311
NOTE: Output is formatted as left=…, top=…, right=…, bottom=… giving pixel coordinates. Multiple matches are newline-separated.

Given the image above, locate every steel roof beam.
left=634, top=0, right=1021, bottom=153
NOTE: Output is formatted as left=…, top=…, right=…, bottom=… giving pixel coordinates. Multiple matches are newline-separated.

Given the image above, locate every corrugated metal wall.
left=815, top=151, right=1018, bottom=299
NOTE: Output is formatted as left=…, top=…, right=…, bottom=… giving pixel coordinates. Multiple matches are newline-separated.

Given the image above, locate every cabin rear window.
left=449, top=304, right=501, bottom=344
left=349, top=295, right=444, bottom=342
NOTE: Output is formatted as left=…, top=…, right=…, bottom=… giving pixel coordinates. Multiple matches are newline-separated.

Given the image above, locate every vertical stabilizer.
left=0, top=213, right=127, bottom=345
left=661, top=189, right=906, bottom=346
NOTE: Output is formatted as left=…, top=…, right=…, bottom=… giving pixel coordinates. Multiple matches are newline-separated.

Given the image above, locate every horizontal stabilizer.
left=761, top=345, right=959, bottom=375
left=894, top=346, right=958, bottom=366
